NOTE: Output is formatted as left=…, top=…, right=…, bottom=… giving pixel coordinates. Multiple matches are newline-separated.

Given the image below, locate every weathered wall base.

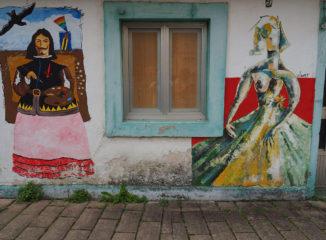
left=0, top=185, right=309, bottom=201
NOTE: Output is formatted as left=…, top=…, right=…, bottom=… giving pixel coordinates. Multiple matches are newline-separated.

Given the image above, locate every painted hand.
left=26, top=71, right=37, bottom=80
left=226, top=123, right=237, bottom=138
left=264, top=128, right=275, bottom=146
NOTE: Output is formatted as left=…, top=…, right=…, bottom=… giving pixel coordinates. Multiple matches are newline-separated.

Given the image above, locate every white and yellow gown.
left=192, top=79, right=311, bottom=187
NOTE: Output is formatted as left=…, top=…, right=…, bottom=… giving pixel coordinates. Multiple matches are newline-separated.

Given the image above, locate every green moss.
left=100, top=182, right=147, bottom=204
left=16, top=182, right=44, bottom=203
left=160, top=199, right=169, bottom=207
left=67, top=189, right=91, bottom=203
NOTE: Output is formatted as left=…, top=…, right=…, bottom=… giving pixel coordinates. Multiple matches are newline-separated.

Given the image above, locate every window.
left=122, top=22, right=207, bottom=121
left=104, top=2, right=228, bottom=137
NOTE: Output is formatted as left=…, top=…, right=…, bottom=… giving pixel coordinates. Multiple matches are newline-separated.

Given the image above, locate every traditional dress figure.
left=12, top=28, right=94, bottom=178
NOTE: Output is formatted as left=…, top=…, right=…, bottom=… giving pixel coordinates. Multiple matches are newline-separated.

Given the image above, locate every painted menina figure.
left=192, top=16, right=311, bottom=187
left=12, top=28, right=94, bottom=178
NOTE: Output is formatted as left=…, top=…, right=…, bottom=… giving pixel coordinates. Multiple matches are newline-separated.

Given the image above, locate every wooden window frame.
left=122, top=22, right=207, bottom=121
left=104, top=2, right=228, bottom=137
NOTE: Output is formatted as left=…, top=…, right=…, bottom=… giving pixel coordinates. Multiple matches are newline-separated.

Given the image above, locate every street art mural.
left=192, top=16, right=315, bottom=187
left=0, top=4, right=94, bottom=178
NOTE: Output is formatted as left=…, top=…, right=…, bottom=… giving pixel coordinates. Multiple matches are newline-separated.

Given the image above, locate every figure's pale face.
left=35, top=34, right=50, bottom=56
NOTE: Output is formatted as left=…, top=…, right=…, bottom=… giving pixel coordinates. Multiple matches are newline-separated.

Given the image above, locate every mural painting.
left=192, top=16, right=314, bottom=187
left=0, top=4, right=94, bottom=178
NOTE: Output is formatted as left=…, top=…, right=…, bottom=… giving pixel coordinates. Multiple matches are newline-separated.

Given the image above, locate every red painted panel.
left=294, top=78, right=315, bottom=124
left=192, top=137, right=210, bottom=146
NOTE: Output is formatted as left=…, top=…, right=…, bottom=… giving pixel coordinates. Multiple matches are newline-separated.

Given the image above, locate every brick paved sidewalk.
left=1, top=199, right=326, bottom=239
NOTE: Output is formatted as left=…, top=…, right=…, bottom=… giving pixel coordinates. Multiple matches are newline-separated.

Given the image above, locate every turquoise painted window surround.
left=306, top=2, right=326, bottom=196
left=104, top=2, right=228, bottom=137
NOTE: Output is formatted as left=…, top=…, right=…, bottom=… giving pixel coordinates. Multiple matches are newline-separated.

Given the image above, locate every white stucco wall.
left=0, top=0, right=320, bottom=186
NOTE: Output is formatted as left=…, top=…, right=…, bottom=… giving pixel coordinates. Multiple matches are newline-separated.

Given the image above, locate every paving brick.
left=161, top=233, right=173, bottom=240
left=280, top=231, right=308, bottom=240
left=64, top=230, right=90, bottom=240
left=234, top=232, right=260, bottom=240
left=87, top=201, right=106, bottom=209
left=183, top=211, right=209, bottom=235
left=299, top=208, right=326, bottom=229
left=236, top=202, right=252, bottom=208
left=273, top=201, right=302, bottom=219
left=162, top=207, right=183, bottom=234
left=136, top=222, right=160, bottom=240
left=40, top=217, right=76, bottom=240
left=0, top=199, right=14, bottom=211
left=309, top=201, right=326, bottom=211
left=21, top=200, right=50, bottom=215
left=202, top=209, right=224, bottom=222
left=263, top=207, right=284, bottom=218
left=0, top=214, right=34, bottom=239
left=224, top=211, right=253, bottom=233
left=252, top=201, right=275, bottom=208
left=29, top=206, right=64, bottom=228
left=142, top=202, right=162, bottom=222
left=16, top=227, right=46, bottom=240
left=60, top=202, right=88, bottom=217
left=199, top=201, right=218, bottom=210
left=89, top=219, right=117, bottom=240
left=267, top=215, right=295, bottom=231
left=208, top=222, right=236, bottom=240
left=292, top=218, right=326, bottom=240
left=172, top=210, right=183, bottom=222
left=162, top=209, right=173, bottom=234
left=172, top=222, right=188, bottom=240
left=49, top=200, right=70, bottom=206
left=112, top=233, right=136, bottom=240
left=292, top=201, right=313, bottom=209
left=72, top=208, right=102, bottom=230
left=0, top=202, right=29, bottom=228
left=200, top=201, right=224, bottom=222
left=236, top=202, right=266, bottom=220
left=190, top=235, right=212, bottom=240
left=116, top=210, right=142, bottom=233
left=218, top=202, right=236, bottom=211
left=250, top=219, right=283, bottom=240
left=199, top=200, right=221, bottom=223
left=182, top=201, right=200, bottom=212
left=101, top=203, right=124, bottom=219
left=125, top=203, right=144, bottom=211
left=167, top=201, right=181, bottom=209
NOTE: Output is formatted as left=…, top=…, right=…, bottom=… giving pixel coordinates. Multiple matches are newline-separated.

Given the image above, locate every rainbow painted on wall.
left=54, top=16, right=68, bottom=31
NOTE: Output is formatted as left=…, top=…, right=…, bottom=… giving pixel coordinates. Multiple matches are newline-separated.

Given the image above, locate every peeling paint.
left=159, top=126, right=176, bottom=134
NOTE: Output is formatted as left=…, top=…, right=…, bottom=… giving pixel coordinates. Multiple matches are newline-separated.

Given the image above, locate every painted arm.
left=13, top=70, right=30, bottom=96
left=264, top=70, right=300, bottom=145
left=225, top=70, right=253, bottom=138
left=17, top=65, right=37, bottom=81
left=59, top=67, right=75, bottom=92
